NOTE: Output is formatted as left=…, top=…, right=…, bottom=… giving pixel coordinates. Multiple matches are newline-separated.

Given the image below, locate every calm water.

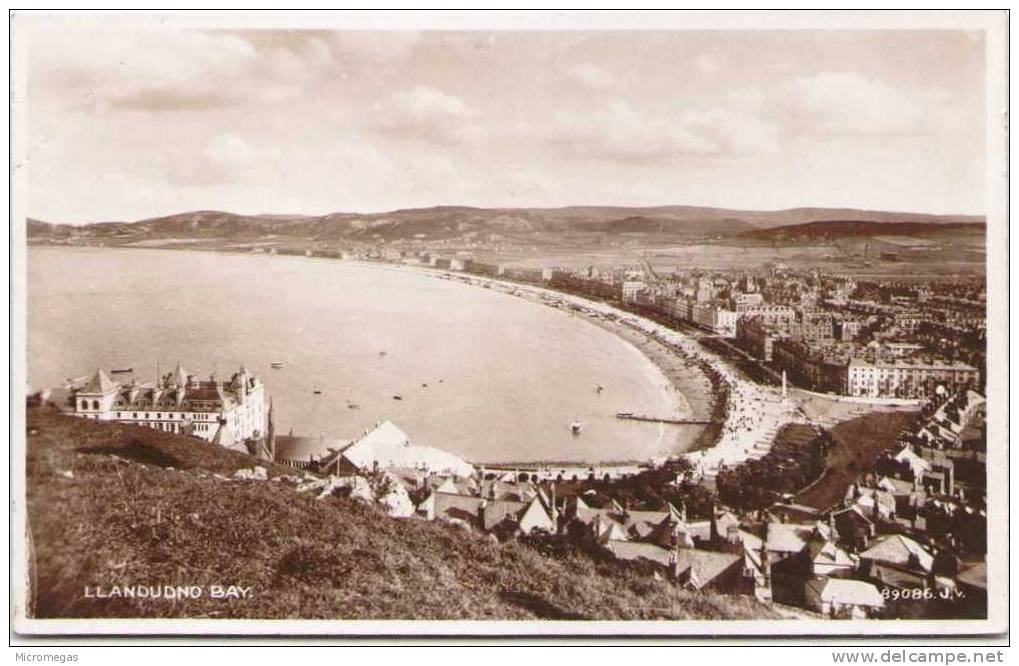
left=28, top=247, right=693, bottom=464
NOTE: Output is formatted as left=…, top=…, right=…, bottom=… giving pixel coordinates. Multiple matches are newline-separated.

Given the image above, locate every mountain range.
left=26, top=205, right=985, bottom=245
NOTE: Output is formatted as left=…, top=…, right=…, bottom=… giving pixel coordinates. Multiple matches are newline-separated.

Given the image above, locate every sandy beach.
left=385, top=263, right=800, bottom=472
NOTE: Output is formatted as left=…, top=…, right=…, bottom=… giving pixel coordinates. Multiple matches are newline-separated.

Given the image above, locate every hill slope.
left=737, top=220, right=986, bottom=244
left=25, top=409, right=775, bottom=621
left=27, top=205, right=984, bottom=246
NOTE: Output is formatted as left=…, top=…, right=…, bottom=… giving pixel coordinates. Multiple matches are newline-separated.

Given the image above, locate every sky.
left=18, top=22, right=988, bottom=223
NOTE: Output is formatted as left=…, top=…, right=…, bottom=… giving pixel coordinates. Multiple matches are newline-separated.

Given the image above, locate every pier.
left=615, top=412, right=714, bottom=425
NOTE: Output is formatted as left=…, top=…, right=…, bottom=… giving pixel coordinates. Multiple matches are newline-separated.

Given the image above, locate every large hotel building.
left=70, top=364, right=266, bottom=447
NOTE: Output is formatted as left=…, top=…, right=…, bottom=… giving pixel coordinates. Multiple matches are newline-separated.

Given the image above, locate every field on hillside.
left=795, top=411, right=919, bottom=511
left=24, top=409, right=776, bottom=621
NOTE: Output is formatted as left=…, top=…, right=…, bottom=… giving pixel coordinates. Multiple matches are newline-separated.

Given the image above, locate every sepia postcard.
left=9, top=10, right=1008, bottom=639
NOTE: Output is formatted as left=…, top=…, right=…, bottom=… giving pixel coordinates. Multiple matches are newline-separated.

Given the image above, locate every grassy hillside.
left=738, top=220, right=985, bottom=244
left=796, top=411, right=918, bottom=511
left=25, top=408, right=776, bottom=621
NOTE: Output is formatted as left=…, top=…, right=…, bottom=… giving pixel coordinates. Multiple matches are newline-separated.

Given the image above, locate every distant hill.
left=26, top=408, right=776, bottom=620
left=737, top=220, right=986, bottom=244
left=26, top=205, right=985, bottom=246
left=594, top=215, right=754, bottom=236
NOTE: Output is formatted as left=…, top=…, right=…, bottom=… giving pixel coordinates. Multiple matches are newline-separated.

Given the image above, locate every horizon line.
left=29, top=202, right=989, bottom=226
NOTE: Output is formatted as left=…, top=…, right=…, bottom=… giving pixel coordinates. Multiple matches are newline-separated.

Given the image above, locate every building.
left=770, top=338, right=978, bottom=399
left=274, top=434, right=350, bottom=469
left=691, top=302, right=738, bottom=337
left=793, top=310, right=836, bottom=341
left=741, top=303, right=797, bottom=329
left=322, top=420, right=474, bottom=478
left=70, top=364, right=266, bottom=448
left=771, top=340, right=848, bottom=394
left=733, top=292, right=764, bottom=311
left=603, top=541, right=746, bottom=592
left=735, top=316, right=790, bottom=362
left=621, top=280, right=646, bottom=302
left=417, top=491, right=555, bottom=538
left=804, top=577, right=885, bottom=618
left=845, top=358, right=979, bottom=399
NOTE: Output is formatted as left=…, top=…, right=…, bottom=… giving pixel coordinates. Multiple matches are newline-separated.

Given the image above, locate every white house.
left=805, top=577, right=885, bottom=618
left=71, top=364, right=266, bottom=448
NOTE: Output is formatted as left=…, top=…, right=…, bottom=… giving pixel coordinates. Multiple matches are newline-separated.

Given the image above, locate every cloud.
left=678, top=108, right=781, bottom=156
left=152, top=133, right=261, bottom=187
left=371, top=86, right=480, bottom=145
left=780, top=72, right=928, bottom=135
left=540, top=101, right=713, bottom=163
left=27, top=28, right=308, bottom=114
left=204, top=133, right=254, bottom=168
left=31, top=29, right=257, bottom=92
left=110, top=87, right=239, bottom=112
left=327, top=31, right=423, bottom=63
left=562, top=63, right=619, bottom=90
left=537, top=100, right=779, bottom=164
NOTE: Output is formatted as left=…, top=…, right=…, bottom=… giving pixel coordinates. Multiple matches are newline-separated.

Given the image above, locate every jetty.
left=615, top=411, right=713, bottom=425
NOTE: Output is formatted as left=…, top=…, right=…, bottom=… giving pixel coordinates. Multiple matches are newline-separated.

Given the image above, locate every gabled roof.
left=431, top=492, right=485, bottom=528
left=170, top=363, right=190, bottom=388
left=894, top=446, right=933, bottom=476
left=807, top=577, right=884, bottom=608
left=604, top=542, right=741, bottom=590
left=808, top=538, right=855, bottom=568
left=482, top=499, right=529, bottom=531
left=342, top=421, right=473, bottom=477
left=674, top=549, right=742, bottom=590
left=860, top=534, right=934, bottom=573
left=428, top=492, right=530, bottom=532
left=605, top=540, right=672, bottom=567
left=83, top=369, right=119, bottom=394
left=878, top=476, right=917, bottom=496
left=956, top=562, right=986, bottom=590
left=866, top=562, right=928, bottom=590
left=765, top=523, right=814, bottom=554
left=479, top=479, right=539, bottom=502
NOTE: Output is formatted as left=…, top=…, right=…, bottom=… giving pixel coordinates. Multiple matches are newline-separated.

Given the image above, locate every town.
left=40, top=246, right=987, bottom=621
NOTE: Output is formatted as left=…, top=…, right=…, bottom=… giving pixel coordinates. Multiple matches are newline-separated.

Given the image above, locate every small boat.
left=379, top=351, right=387, bottom=357
left=392, top=395, right=402, bottom=401
left=421, top=383, right=428, bottom=387
left=348, top=403, right=359, bottom=410
left=571, top=421, right=584, bottom=435
left=270, top=362, right=286, bottom=369
left=595, top=384, right=604, bottom=395
left=110, top=368, right=133, bottom=374
left=313, top=390, right=322, bottom=395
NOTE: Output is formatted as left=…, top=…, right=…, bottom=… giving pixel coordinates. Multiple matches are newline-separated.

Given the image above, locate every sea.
left=27, top=246, right=698, bottom=464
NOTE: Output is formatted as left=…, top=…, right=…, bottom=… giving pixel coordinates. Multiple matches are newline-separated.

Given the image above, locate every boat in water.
left=571, top=421, right=584, bottom=435
left=312, top=389, right=322, bottom=395
left=270, top=362, right=286, bottom=369
left=110, top=368, right=133, bottom=374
